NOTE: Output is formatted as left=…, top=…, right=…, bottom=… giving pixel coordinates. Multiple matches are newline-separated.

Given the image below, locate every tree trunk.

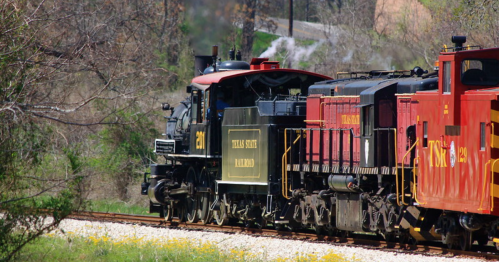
left=241, top=0, right=256, bottom=61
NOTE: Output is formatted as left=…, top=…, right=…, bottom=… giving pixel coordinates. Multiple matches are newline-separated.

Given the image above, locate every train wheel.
left=214, top=199, right=228, bottom=226
left=256, top=215, right=268, bottom=229
left=287, top=220, right=300, bottom=232
left=185, top=166, right=199, bottom=223
left=445, top=232, right=457, bottom=249
left=459, top=231, right=472, bottom=251
left=382, top=232, right=396, bottom=243
left=186, top=196, right=199, bottom=223
left=314, top=225, right=325, bottom=235
left=164, top=204, right=173, bottom=222
left=339, top=230, right=349, bottom=238
left=325, top=226, right=337, bottom=237
left=199, top=192, right=212, bottom=224
left=177, top=205, right=186, bottom=222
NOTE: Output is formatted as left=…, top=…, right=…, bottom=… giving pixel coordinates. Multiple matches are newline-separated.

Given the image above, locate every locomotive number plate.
left=155, top=139, right=176, bottom=155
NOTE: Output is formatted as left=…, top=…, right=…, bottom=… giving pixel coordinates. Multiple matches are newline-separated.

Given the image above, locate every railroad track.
left=69, top=211, right=499, bottom=260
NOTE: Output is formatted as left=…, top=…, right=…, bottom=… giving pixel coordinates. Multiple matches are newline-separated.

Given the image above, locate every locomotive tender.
left=142, top=37, right=499, bottom=250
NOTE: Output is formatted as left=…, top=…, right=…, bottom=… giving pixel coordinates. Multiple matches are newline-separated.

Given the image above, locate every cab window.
left=461, top=59, right=499, bottom=86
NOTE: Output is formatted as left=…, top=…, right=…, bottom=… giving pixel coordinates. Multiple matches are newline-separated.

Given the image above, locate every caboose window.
left=443, top=62, right=451, bottom=94
left=480, top=122, right=486, bottom=151
left=423, top=121, right=428, bottom=147
left=461, top=59, right=499, bottom=86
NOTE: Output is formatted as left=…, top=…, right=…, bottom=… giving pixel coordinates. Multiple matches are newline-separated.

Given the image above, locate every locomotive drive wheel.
left=176, top=205, right=186, bottom=222
left=163, top=204, right=173, bottom=222
left=185, top=167, right=199, bottom=223
left=198, top=192, right=212, bottom=224
left=197, top=169, right=213, bottom=225
left=186, top=196, right=199, bottom=223
left=214, top=199, right=228, bottom=226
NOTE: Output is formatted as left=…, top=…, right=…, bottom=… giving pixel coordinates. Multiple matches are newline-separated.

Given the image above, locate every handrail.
left=393, top=128, right=399, bottom=204
left=412, top=156, right=425, bottom=204
left=491, top=159, right=499, bottom=211
left=479, top=160, right=491, bottom=211
left=303, top=120, right=324, bottom=123
left=282, top=129, right=302, bottom=199
left=401, top=138, right=419, bottom=206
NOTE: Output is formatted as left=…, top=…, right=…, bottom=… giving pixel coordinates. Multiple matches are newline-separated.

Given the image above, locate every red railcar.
left=414, top=43, right=499, bottom=216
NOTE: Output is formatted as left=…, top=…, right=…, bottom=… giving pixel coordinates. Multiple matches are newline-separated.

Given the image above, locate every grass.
left=15, top=234, right=356, bottom=262
left=15, top=235, right=246, bottom=262
left=14, top=231, right=358, bottom=262
left=86, top=199, right=149, bottom=215
left=252, top=31, right=280, bottom=57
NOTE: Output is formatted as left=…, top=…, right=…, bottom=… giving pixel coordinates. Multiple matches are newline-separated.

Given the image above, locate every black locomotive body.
left=143, top=51, right=331, bottom=226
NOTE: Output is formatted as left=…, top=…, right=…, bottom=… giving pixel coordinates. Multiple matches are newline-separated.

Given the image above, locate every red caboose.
left=414, top=38, right=499, bottom=215
left=399, top=36, right=499, bottom=248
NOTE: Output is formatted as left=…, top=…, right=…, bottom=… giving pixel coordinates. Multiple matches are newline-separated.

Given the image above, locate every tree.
left=1, top=0, right=190, bottom=260
left=0, top=2, right=81, bottom=261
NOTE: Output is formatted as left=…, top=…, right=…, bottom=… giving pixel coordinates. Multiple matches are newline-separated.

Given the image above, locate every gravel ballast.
left=48, top=219, right=486, bottom=261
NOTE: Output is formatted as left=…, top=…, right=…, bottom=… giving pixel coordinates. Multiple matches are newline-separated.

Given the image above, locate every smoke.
left=342, top=50, right=354, bottom=63
left=259, top=37, right=324, bottom=68
left=368, top=53, right=393, bottom=70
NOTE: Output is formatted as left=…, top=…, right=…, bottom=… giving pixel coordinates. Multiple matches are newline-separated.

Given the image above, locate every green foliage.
left=98, top=113, right=158, bottom=167
left=417, top=0, right=435, bottom=8
left=252, top=31, right=280, bottom=57
left=0, top=191, right=77, bottom=262
left=155, top=38, right=194, bottom=91
left=89, top=110, right=159, bottom=201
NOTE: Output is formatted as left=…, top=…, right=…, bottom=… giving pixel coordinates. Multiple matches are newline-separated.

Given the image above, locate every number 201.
left=196, top=131, right=205, bottom=149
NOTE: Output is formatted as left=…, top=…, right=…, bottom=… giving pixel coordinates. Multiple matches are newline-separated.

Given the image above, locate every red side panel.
left=322, top=97, right=361, bottom=167
left=416, top=92, right=494, bottom=214
left=305, top=95, right=361, bottom=167
left=306, top=95, right=323, bottom=162
left=396, top=96, right=418, bottom=166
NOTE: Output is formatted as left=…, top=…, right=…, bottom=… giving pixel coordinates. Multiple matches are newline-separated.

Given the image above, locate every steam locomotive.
left=142, top=36, right=499, bottom=250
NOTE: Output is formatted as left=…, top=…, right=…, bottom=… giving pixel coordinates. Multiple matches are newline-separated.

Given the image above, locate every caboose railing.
left=412, top=156, right=425, bottom=204
left=479, top=159, right=491, bottom=211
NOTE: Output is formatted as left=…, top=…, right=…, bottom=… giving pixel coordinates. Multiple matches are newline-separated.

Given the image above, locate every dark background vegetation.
left=1, top=0, right=498, bottom=260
